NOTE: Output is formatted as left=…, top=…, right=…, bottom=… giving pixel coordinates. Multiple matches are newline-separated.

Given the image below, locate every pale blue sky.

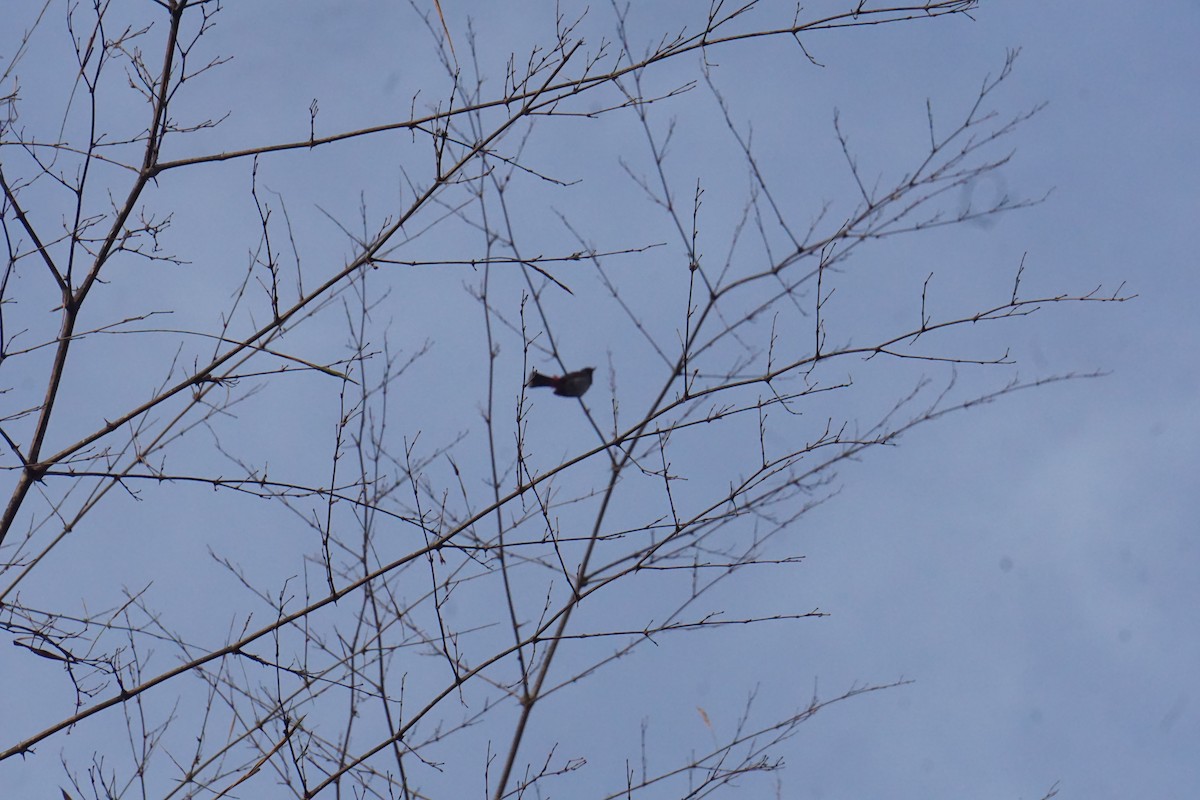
left=2, top=2, right=1196, bottom=798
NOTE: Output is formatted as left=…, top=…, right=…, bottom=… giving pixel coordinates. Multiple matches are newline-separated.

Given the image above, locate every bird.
left=526, top=366, right=595, bottom=397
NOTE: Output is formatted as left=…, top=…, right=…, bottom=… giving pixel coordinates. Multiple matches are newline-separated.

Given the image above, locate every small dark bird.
left=527, top=367, right=595, bottom=397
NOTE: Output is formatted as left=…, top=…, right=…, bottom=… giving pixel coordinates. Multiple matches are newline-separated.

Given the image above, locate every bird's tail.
left=526, top=370, right=557, bottom=388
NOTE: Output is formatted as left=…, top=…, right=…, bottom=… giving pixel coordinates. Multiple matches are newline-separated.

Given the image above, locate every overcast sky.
left=786, top=3, right=1199, bottom=798
left=2, top=2, right=1197, bottom=798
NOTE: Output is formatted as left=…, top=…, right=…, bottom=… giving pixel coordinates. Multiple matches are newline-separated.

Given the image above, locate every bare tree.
left=0, top=2, right=1125, bottom=798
